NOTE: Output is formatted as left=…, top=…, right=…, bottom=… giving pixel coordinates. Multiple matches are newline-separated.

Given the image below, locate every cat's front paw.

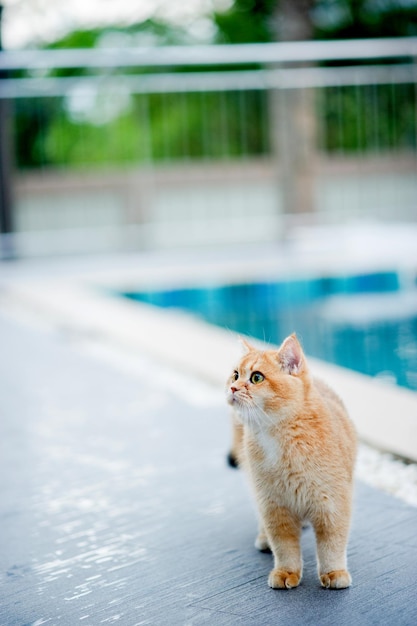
left=255, top=533, right=271, bottom=553
left=320, top=570, right=351, bottom=589
left=268, top=568, right=301, bottom=589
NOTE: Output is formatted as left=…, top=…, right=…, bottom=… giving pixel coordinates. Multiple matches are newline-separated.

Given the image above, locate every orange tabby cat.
left=226, top=334, right=357, bottom=589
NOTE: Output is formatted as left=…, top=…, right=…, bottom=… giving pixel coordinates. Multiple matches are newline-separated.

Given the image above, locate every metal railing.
left=1, top=37, right=417, bottom=71
left=0, top=38, right=416, bottom=257
left=1, top=37, right=417, bottom=99
left=1, top=64, right=416, bottom=100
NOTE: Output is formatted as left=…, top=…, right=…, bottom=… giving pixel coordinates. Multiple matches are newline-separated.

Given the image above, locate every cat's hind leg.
left=254, top=523, right=271, bottom=552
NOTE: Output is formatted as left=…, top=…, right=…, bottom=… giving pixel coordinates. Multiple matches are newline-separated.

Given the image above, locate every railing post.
left=273, top=85, right=316, bottom=216
left=270, top=0, right=317, bottom=224
left=0, top=4, right=15, bottom=259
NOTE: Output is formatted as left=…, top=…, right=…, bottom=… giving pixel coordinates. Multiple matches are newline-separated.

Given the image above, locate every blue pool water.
left=121, top=271, right=417, bottom=392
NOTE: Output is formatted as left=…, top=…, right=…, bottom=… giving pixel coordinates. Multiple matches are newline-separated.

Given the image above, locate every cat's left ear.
left=277, top=334, right=304, bottom=375
left=239, top=336, right=255, bottom=354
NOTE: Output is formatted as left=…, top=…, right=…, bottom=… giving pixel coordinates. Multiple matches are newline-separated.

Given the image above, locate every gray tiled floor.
left=1, top=312, right=416, bottom=626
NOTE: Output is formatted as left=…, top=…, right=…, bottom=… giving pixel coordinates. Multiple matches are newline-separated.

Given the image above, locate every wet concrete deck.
left=1, top=310, right=417, bottom=626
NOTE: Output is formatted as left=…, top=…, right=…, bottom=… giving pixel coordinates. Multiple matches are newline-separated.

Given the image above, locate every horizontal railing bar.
left=0, top=37, right=416, bottom=71
left=0, top=64, right=415, bottom=99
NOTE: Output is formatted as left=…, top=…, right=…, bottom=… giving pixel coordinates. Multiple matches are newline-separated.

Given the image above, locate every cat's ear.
left=239, top=336, right=255, bottom=354
left=278, top=334, right=304, bottom=375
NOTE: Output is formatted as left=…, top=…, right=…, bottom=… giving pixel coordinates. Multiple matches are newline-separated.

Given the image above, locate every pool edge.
left=4, top=277, right=417, bottom=462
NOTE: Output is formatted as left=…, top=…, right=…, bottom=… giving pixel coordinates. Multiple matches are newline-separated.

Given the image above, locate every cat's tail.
left=227, top=411, right=244, bottom=469
left=227, top=450, right=239, bottom=468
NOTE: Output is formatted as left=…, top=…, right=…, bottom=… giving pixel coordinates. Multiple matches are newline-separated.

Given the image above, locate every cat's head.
left=226, top=334, right=309, bottom=426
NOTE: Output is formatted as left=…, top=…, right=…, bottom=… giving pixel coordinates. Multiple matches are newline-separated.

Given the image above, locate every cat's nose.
left=230, top=386, right=237, bottom=393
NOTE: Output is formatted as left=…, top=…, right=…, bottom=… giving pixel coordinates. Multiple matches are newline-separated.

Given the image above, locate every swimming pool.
left=121, top=271, right=417, bottom=392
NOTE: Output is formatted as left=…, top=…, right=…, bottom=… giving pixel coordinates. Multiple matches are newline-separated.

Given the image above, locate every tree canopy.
left=213, top=0, right=417, bottom=43
left=13, top=1, right=417, bottom=170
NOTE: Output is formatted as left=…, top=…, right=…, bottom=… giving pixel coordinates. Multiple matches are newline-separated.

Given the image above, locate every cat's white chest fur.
left=253, top=427, right=281, bottom=467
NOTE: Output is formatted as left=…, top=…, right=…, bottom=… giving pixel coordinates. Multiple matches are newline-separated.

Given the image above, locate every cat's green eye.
left=250, top=372, right=264, bottom=384
left=232, top=371, right=239, bottom=381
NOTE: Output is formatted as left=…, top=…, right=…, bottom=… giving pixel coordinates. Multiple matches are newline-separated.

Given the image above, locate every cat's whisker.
left=235, top=391, right=274, bottom=428
left=250, top=397, right=275, bottom=427
left=245, top=404, right=258, bottom=427
left=237, top=395, right=262, bottom=428
left=246, top=400, right=271, bottom=430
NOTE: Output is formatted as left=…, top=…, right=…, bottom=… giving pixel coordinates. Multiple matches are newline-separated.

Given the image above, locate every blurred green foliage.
left=320, top=83, right=416, bottom=152
left=214, top=0, right=277, bottom=43
left=13, top=2, right=417, bottom=170
left=214, top=0, right=417, bottom=42
left=17, top=90, right=269, bottom=169
left=313, top=0, right=417, bottom=39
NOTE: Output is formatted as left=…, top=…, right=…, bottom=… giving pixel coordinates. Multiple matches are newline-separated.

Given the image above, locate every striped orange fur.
left=226, top=334, right=357, bottom=589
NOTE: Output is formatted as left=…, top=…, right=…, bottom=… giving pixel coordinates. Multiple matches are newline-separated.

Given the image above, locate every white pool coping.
left=2, top=240, right=417, bottom=463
